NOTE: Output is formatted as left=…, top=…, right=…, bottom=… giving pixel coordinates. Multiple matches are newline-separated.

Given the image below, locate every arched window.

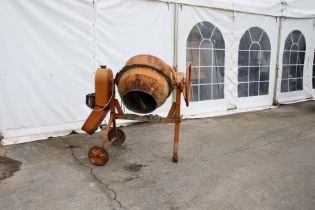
left=281, top=30, right=306, bottom=92
left=186, top=21, right=225, bottom=101
left=238, top=27, right=271, bottom=97
left=313, top=50, right=315, bottom=89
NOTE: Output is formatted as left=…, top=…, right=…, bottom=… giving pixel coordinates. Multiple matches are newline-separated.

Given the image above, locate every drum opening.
left=123, top=91, right=157, bottom=113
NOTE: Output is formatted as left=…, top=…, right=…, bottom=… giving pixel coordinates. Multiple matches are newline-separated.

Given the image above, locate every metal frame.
left=100, top=85, right=183, bottom=163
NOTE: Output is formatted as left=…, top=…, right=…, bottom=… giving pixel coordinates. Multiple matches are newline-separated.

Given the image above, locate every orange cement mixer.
left=82, top=54, right=191, bottom=166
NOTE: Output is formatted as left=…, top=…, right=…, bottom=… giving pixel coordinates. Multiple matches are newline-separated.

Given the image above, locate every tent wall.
left=0, top=0, right=94, bottom=144
left=1, top=0, right=315, bottom=144
left=96, top=0, right=175, bottom=116
left=178, top=6, right=280, bottom=116
left=157, top=0, right=315, bottom=18
left=276, top=18, right=315, bottom=103
left=0, top=0, right=175, bottom=145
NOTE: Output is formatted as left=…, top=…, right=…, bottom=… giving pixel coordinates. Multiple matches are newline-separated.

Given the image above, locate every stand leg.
left=101, top=114, right=114, bottom=147
left=172, top=88, right=181, bottom=163
left=167, top=103, right=176, bottom=118
left=172, top=121, right=180, bottom=162
left=112, top=118, right=117, bottom=136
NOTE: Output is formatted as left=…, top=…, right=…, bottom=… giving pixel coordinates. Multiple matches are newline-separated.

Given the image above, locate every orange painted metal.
left=82, top=67, right=113, bottom=134
left=115, top=54, right=175, bottom=113
left=82, top=54, right=192, bottom=166
left=95, top=67, right=114, bottom=107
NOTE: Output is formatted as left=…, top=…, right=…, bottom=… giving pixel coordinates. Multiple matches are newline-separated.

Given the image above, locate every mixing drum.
left=115, top=54, right=175, bottom=113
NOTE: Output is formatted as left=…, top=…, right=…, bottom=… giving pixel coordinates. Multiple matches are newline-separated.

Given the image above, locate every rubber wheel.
left=108, top=128, right=126, bottom=146
left=88, top=146, right=109, bottom=166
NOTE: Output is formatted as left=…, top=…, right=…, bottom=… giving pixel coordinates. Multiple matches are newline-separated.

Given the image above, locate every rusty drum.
left=115, top=55, right=175, bottom=113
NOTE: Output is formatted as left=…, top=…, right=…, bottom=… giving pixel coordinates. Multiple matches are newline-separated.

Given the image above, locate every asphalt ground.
left=1, top=101, right=315, bottom=210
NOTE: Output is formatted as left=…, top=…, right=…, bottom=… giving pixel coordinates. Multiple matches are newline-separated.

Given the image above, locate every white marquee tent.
left=1, top=0, right=315, bottom=144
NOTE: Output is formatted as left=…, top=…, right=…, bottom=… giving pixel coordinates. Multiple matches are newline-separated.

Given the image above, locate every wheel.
left=108, top=128, right=126, bottom=146
left=88, top=146, right=109, bottom=166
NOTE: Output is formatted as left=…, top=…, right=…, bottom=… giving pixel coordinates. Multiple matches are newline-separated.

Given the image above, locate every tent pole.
left=172, top=2, right=179, bottom=103
left=272, top=16, right=283, bottom=105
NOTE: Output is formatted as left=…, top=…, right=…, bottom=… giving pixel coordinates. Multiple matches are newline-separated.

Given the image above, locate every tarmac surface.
left=1, top=101, right=315, bottom=210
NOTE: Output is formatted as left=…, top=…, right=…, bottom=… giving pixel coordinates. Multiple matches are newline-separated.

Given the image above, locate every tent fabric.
left=1, top=0, right=315, bottom=144
left=0, top=0, right=94, bottom=144
left=156, top=0, right=315, bottom=18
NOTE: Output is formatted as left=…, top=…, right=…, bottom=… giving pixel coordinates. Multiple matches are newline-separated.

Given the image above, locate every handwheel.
left=88, top=146, right=109, bottom=166
left=184, top=63, right=192, bottom=107
left=108, top=128, right=126, bottom=146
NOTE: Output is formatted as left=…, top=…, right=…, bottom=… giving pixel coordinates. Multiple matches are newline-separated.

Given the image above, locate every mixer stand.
left=88, top=87, right=182, bottom=166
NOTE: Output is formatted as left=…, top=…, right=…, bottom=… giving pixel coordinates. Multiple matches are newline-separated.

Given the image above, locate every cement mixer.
left=82, top=54, right=191, bottom=166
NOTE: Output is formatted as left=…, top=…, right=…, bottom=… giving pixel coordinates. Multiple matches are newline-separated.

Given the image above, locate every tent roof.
left=156, top=0, right=315, bottom=18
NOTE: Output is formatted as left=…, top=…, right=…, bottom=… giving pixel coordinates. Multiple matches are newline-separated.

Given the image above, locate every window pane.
left=215, top=50, right=225, bottom=66
left=201, top=40, right=212, bottom=48
left=212, top=29, right=225, bottom=49
left=249, top=50, right=260, bottom=66
left=313, top=78, right=315, bottom=89
left=191, top=67, right=199, bottom=84
left=249, top=27, right=263, bottom=42
left=296, top=79, right=303, bottom=90
left=259, top=82, right=269, bottom=95
left=298, top=35, right=306, bottom=51
left=200, top=49, right=213, bottom=66
left=191, top=86, right=199, bottom=101
left=281, top=80, right=288, bottom=92
left=187, top=26, right=202, bottom=48
left=200, top=85, right=212, bottom=101
left=298, top=51, right=305, bottom=65
left=289, top=79, right=297, bottom=91
left=291, top=30, right=301, bottom=43
left=199, top=67, right=211, bottom=84
left=238, top=67, right=248, bottom=82
left=260, top=32, right=271, bottom=50
left=284, top=36, right=293, bottom=51
left=261, top=51, right=271, bottom=66
left=282, top=67, right=289, bottom=79
left=289, top=65, right=297, bottom=78
left=213, top=84, right=224, bottom=99
left=282, top=51, right=290, bottom=65
left=238, top=51, right=249, bottom=66
left=251, top=43, right=260, bottom=51
left=289, top=50, right=298, bottom=64
left=260, top=67, right=269, bottom=81
left=297, top=65, right=303, bottom=77
left=238, top=83, right=248, bottom=97
left=239, top=31, right=251, bottom=50
left=213, top=67, right=224, bottom=83
left=186, top=49, right=199, bottom=66
left=249, top=82, right=259, bottom=96
left=249, top=67, right=259, bottom=81
left=198, top=22, right=215, bottom=39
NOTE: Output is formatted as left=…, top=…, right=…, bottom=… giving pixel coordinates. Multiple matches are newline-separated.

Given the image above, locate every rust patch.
left=0, top=156, right=22, bottom=181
